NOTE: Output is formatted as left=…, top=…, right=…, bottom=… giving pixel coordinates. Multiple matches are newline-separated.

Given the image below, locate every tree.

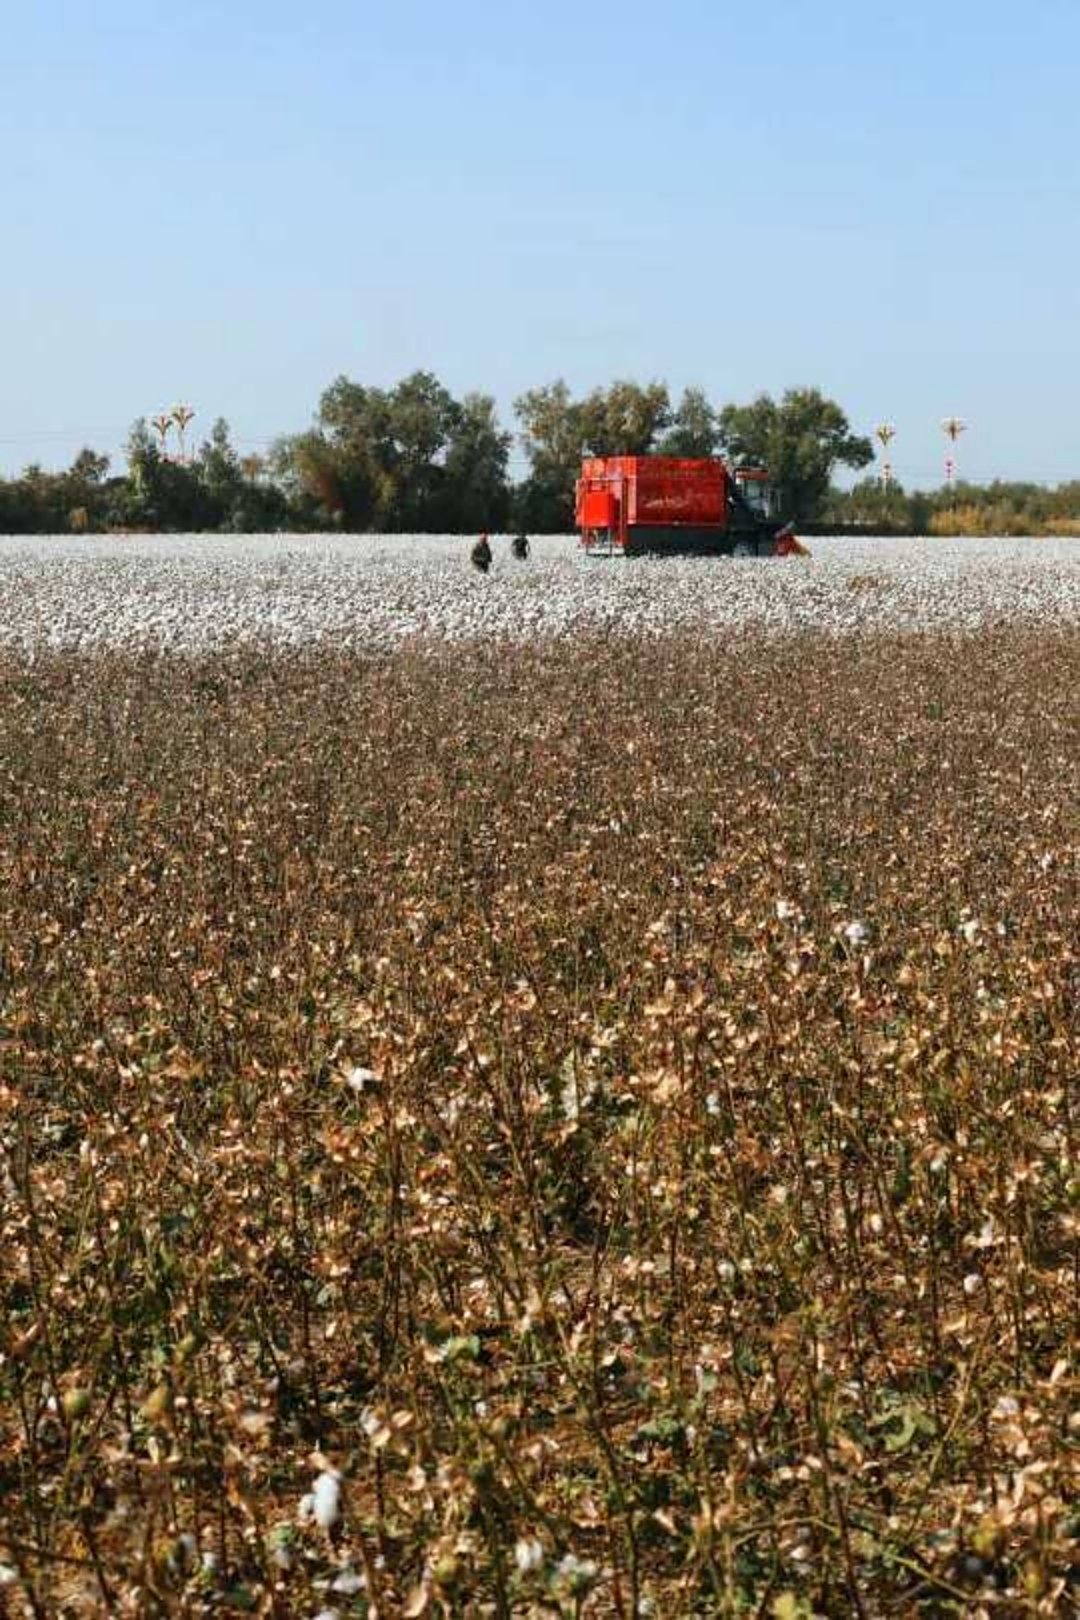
left=69, top=448, right=110, bottom=486
left=275, top=379, right=391, bottom=529
left=197, top=418, right=243, bottom=522
left=827, top=476, right=912, bottom=532
left=190, top=419, right=285, bottom=531
left=658, top=387, right=719, bottom=457
left=441, top=393, right=511, bottom=531
left=278, top=370, right=478, bottom=530
left=272, top=430, right=347, bottom=526
left=579, top=380, right=671, bottom=456
left=514, top=380, right=585, bottom=472
left=311, top=377, right=394, bottom=527
left=60, top=448, right=112, bottom=531
left=514, top=379, right=672, bottom=531
left=513, top=380, right=588, bottom=531
left=717, top=388, right=874, bottom=523
left=120, top=417, right=208, bottom=529
left=383, top=371, right=459, bottom=528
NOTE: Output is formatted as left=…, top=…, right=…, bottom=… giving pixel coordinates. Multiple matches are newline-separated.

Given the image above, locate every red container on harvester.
left=575, top=455, right=799, bottom=557
left=578, top=456, right=726, bottom=530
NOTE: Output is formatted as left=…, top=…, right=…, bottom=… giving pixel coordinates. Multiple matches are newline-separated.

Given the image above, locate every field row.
left=0, top=532, right=1079, bottom=648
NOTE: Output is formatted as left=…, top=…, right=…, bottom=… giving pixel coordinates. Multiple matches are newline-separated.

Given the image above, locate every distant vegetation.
left=2, top=374, right=1078, bottom=535
left=825, top=478, right=1080, bottom=538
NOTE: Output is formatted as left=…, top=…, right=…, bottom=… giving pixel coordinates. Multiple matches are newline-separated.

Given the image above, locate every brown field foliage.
left=0, top=633, right=1077, bottom=1617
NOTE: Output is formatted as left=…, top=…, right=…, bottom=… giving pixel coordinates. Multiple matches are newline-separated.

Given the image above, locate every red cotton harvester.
left=575, top=456, right=808, bottom=557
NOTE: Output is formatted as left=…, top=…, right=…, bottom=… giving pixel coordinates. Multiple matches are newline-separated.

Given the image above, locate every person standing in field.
left=511, top=532, right=530, bottom=560
left=471, top=533, right=492, bottom=574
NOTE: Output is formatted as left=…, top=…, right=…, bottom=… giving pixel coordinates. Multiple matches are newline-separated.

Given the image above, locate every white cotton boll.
left=331, top=1568, right=365, bottom=1594
left=959, top=919, right=980, bottom=944
left=311, top=1469, right=342, bottom=1531
left=346, top=1065, right=377, bottom=1093
left=514, top=1538, right=545, bottom=1574
left=843, top=920, right=869, bottom=945
left=963, top=1273, right=981, bottom=1296
left=554, top=1553, right=599, bottom=1594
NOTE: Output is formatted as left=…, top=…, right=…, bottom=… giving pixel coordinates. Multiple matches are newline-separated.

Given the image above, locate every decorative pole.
left=941, top=416, right=967, bottom=497
left=875, top=423, right=896, bottom=489
left=151, top=413, right=173, bottom=459
left=172, top=404, right=195, bottom=465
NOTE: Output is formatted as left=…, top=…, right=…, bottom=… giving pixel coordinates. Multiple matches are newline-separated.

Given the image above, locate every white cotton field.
left=1, top=531, right=1079, bottom=651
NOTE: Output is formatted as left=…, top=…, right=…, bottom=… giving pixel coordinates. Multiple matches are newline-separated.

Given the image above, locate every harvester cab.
left=728, top=467, right=805, bottom=556
left=731, top=467, right=777, bottom=520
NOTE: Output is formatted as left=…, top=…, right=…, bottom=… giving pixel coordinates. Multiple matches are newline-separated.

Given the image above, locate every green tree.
left=384, top=371, right=460, bottom=528
left=513, top=380, right=588, bottom=531
left=579, top=379, right=671, bottom=455
left=827, top=476, right=913, bottom=532
left=442, top=393, right=511, bottom=531
left=658, top=386, right=719, bottom=457
left=279, top=370, right=480, bottom=530
left=120, top=417, right=207, bottom=529
left=514, top=379, right=672, bottom=530
left=196, top=418, right=243, bottom=517
left=193, top=419, right=286, bottom=531
left=718, top=388, right=873, bottom=522
left=68, top=448, right=110, bottom=486
left=272, top=430, right=348, bottom=526
left=312, top=377, right=394, bottom=526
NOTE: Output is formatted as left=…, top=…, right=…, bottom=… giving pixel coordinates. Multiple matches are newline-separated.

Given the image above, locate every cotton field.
left=3, top=628, right=1078, bottom=1615
left=1, top=531, right=1078, bottom=649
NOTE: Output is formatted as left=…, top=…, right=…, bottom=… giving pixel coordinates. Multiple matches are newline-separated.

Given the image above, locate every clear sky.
left=3, top=0, right=1079, bottom=487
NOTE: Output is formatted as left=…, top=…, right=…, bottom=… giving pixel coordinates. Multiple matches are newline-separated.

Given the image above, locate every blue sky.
left=3, top=0, right=1079, bottom=487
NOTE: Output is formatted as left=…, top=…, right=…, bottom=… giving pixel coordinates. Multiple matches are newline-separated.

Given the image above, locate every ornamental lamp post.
left=875, top=423, right=897, bottom=490
left=941, top=417, right=967, bottom=497
left=172, top=404, right=195, bottom=465
left=151, top=413, right=173, bottom=459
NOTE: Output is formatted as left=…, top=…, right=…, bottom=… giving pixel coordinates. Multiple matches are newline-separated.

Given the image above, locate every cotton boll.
left=330, top=1568, right=365, bottom=1594
left=514, top=1538, right=545, bottom=1574
left=346, top=1065, right=378, bottom=1093
left=311, top=1469, right=342, bottom=1531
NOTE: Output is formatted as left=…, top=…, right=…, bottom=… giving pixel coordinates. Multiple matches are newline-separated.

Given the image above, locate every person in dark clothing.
left=511, top=532, right=530, bottom=560
left=470, top=533, right=492, bottom=574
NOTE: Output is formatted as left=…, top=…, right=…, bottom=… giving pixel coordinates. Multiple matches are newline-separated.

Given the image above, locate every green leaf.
left=870, top=1397, right=937, bottom=1453
left=442, top=1334, right=481, bottom=1364
left=771, top=1593, right=812, bottom=1620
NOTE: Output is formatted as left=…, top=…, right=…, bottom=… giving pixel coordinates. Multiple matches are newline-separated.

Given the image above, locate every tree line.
left=824, top=476, right=1080, bottom=537
left=1, top=372, right=1077, bottom=535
